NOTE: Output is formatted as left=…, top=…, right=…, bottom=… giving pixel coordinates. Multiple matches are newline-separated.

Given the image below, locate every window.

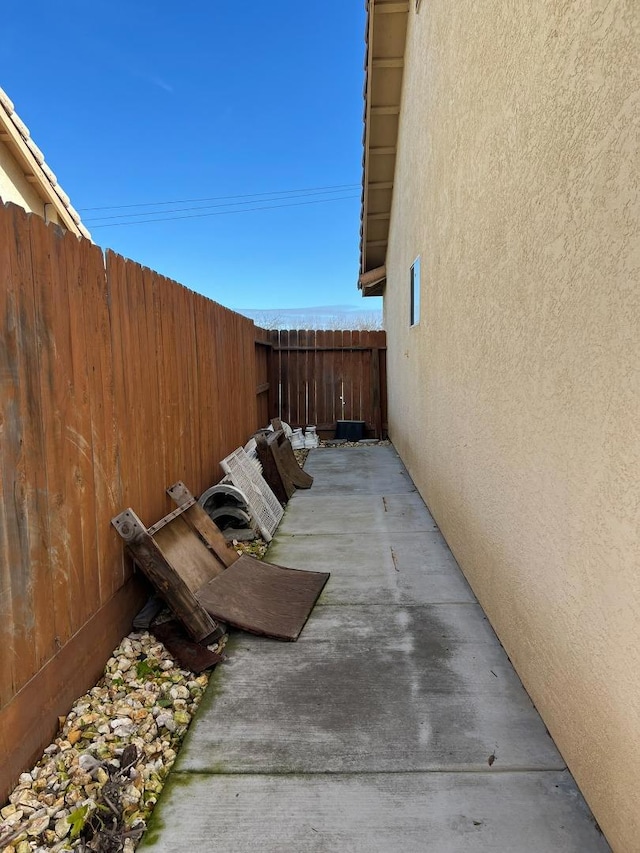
left=410, top=257, right=421, bottom=326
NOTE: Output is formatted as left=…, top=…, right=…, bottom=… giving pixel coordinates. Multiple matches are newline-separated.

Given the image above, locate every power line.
left=83, top=186, right=361, bottom=223
left=89, top=194, right=360, bottom=229
left=79, top=182, right=360, bottom=213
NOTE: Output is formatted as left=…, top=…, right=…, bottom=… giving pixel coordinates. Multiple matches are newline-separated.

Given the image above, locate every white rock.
left=1, top=803, right=19, bottom=819
left=2, top=807, right=24, bottom=825
left=114, top=724, right=134, bottom=737
left=26, top=813, right=51, bottom=835
left=16, top=790, right=40, bottom=809
left=78, top=754, right=101, bottom=773
left=156, top=713, right=176, bottom=733
left=121, top=785, right=141, bottom=807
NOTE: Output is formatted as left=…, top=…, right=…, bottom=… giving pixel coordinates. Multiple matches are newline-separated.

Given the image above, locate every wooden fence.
left=260, top=329, right=387, bottom=438
left=0, top=201, right=387, bottom=801
left=0, top=204, right=260, bottom=799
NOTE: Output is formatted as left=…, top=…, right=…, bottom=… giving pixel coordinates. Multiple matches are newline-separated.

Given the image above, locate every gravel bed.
left=0, top=629, right=229, bottom=853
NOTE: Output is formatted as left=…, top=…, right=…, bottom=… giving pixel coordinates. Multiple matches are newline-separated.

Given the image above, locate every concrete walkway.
left=140, top=445, right=609, bottom=852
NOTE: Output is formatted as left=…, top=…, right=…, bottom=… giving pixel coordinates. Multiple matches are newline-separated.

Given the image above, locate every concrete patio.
left=139, top=445, right=609, bottom=852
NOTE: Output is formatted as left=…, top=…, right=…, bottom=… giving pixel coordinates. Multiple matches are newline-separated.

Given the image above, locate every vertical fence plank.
left=361, top=331, right=371, bottom=431
left=0, top=208, right=28, bottom=702
left=29, top=220, right=75, bottom=648
left=269, top=329, right=280, bottom=422
left=85, top=242, right=122, bottom=601
left=314, top=329, right=330, bottom=431
left=77, top=238, right=118, bottom=603
left=296, top=329, right=308, bottom=427
left=12, top=209, right=57, bottom=676
left=144, top=266, right=167, bottom=521
left=19, top=216, right=60, bottom=674
left=105, top=251, right=130, bottom=591
left=194, top=293, right=219, bottom=487
left=289, top=329, right=300, bottom=428
left=279, top=330, right=290, bottom=425
left=67, top=233, right=102, bottom=626
left=184, top=292, right=200, bottom=491
left=211, top=301, right=227, bottom=464
left=305, top=328, right=317, bottom=429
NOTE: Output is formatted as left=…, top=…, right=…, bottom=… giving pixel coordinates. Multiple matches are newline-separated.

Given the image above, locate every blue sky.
left=1, top=1, right=381, bottom=316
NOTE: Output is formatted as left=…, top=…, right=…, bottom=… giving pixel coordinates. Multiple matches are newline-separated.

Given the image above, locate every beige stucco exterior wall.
left=0, top=140, right=61, bottom=225
left=383, top=2, right=639, bottom=851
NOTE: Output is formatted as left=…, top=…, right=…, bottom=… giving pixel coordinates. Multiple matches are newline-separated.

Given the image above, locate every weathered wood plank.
left=10, top=208, right=53, bottom=679
left=68, top=233, right=101, bottom=626
left=27, top=218, right=74, bottom=652
left=0, top=204, right=23, bottom=703
left=166, top=481, right=237, bottom=569
left=112, top=509, right=218, bottom=642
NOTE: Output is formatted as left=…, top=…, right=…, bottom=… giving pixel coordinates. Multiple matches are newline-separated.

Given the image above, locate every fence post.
left=371, top=346, right=382, bottom=439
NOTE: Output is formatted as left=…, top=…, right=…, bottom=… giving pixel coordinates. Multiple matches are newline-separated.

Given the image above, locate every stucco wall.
left=0, top=141, right=60, bottom=224
left=383, top=2, right=639, bottom=851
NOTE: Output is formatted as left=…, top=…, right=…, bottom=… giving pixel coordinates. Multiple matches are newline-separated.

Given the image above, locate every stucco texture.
left=0, top=141, right=48, bottom=216
left=383, top=2, right=639, bottom=851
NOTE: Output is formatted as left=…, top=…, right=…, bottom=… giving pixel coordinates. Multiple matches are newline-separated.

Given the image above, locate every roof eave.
left=0, top=89, right=90, bottom=240
left=359, top=0, right=409, bottom=296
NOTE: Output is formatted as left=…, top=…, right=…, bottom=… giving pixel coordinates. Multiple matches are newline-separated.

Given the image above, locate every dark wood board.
left=273, top=431, right=313, bottom=489
left=196, top=554, right=329, bottom=641
left=256, top=432, right=292, bottom=504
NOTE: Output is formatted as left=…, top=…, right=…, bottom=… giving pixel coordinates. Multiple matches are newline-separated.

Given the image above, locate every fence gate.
left=256, top=329, right=387, bottom=439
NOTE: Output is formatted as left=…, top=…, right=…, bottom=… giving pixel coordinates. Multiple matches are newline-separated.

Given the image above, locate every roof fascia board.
left=0, top=104, right=83, bottom=237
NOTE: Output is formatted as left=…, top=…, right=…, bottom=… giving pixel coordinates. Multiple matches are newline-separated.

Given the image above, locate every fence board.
left=12, top=208, right=52, bottom=677
left=342, top=330, right=352, bottom=419
left=254, top=329, right=271, bottom=428
left=268, top=329, right=280, bottom=419
left=82, top=237, right=118, bottom=603
left=72, top=235, right=102, bottom=625
left=28, top=219, right=73, bottom=649
left=0, top=206, right=27, bottom=701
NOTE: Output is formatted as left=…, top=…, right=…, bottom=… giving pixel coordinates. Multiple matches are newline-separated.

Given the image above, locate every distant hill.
left=237, top=304, right=383, bottom=330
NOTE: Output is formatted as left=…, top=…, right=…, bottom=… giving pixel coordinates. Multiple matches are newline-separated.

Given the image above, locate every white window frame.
left=410, top=256, right=421, bottom=326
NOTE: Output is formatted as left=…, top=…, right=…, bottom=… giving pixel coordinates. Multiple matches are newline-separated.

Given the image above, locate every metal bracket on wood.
left=147, top=499, right=196, bottom=536
left=111, top=508, right=146, bottom=543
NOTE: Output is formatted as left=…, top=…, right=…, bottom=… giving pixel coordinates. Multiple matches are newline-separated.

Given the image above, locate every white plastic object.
left=220, top=447, right=284, bottom=541
left=304, top=426, right=319, bottom=448
left=290, top=428, right=305, bottom=450
left=280, top=420, right=293, bottom=440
